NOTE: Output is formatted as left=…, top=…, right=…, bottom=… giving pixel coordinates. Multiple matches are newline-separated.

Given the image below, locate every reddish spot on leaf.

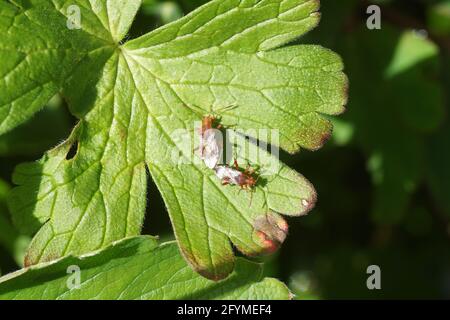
left=253, top=213, right=289, bottom=254
left=255, top=231, right=279, bottom=254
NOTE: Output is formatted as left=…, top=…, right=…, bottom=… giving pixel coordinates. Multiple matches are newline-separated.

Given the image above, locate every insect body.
left=201, top=115, right=221, bottom=134
left=199, top=115, right=223, bottom=169
left=195, top=110, right=259, bottom=192
left=214, top=160, right=258, bottom=190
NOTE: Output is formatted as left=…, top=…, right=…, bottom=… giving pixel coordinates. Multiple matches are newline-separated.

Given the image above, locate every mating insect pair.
left=214, top=160, right=258, bottom=190
left=198, top=114, right=259, bottom=191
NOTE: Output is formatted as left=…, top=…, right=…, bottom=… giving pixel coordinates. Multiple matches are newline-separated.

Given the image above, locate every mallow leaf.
left=2, top=0, right=347, bottom=279
left=0, top=236, right=291, bottom=300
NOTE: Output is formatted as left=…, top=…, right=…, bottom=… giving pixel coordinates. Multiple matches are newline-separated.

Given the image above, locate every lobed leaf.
left=3, top=0, right=347, bottom=279
left=0, top=236, right=291, bottom=300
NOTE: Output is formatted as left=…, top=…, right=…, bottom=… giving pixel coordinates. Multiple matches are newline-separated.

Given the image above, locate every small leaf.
left=0, top=236, right=291, bottom=300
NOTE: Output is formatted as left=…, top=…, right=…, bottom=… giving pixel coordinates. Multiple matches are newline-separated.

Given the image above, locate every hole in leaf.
left=66, top=141, right=78, bottom=160
left=143, top=165, right=173, bottom=238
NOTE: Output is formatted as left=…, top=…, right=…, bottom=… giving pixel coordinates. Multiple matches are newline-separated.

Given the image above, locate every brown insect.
left=214, top=160, right=259, bottom=207
left=201, top=115, right=222, bottom=134
left=198, top=115, right=224, bottom=169
left=214, top=160, right=258, bottom=190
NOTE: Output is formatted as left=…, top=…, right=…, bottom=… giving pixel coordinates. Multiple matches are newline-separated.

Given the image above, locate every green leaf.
left=0, top=236, right=291, bottom=300
left=0, top=0, right=138, bottom=134
left=384, top=31, right=439, bottom=80
left=4, top=0, right=347, bottom=279
left=0, top=179, right=30, bottom=267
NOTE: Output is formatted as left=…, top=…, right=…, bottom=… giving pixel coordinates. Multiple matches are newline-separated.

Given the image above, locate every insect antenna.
left=214, top=104, right=238, bottom=114
left=184, top=104, right=205, bottom=117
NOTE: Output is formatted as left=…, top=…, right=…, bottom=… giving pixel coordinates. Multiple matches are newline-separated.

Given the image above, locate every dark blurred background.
left=1, top=0, right=450, bottom=299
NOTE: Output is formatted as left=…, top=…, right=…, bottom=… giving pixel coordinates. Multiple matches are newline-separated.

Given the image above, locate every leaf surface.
left=0, top=236, right=291, bottom=300
left=2, top=0, right=347, bottom=279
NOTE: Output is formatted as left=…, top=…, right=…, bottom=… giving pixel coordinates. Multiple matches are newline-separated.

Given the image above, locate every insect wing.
left=214, top=166, right=242, bottom=185
left=201, top=129, right=223, bottom=169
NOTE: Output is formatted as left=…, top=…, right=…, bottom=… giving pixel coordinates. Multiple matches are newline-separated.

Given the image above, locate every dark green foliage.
left=1, top=0, right=450, bottom=298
